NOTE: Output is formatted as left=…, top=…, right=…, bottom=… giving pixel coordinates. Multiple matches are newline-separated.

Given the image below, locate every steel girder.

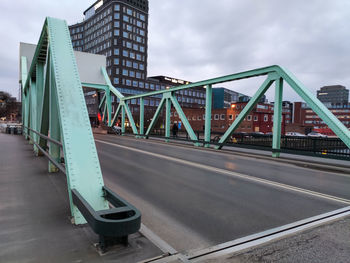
left=99, top=65, right=350, bottom=156
left=21, top=17, right=109, bottom=224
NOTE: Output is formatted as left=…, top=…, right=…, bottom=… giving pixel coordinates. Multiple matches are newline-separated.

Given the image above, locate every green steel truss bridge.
left=19, top=17, right=350, bottom=246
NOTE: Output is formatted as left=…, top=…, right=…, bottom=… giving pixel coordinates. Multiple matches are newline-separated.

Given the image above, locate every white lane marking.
left=96, top=139, right=350, bottom=205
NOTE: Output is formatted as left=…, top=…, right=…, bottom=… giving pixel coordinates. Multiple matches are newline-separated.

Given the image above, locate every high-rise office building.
left=69, top=0, right=205, bottom=117
left=317, top=85, right=349, bottom=105
left=212, top=87, right=246, bottom=109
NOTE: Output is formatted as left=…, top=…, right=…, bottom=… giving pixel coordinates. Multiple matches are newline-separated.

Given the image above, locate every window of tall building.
left=136, top=20, right=142, bottom=27
left=130, top=52, right=135, bottom=59
left=133, top=44, right=139, bottom=50
left=133, top=81, right=138, bottom=87
left=140, top=14, right=145, bottom=21
left=114, top=78, right=119, bottom=84
left=123, top=50, right=129, bottom=57
left=139, top=63, right=144, bottom=70
left=126, top=79, right=131, bottom=86
left=114, top=48, right=119, bottom=55
left=114, top=21, right=120, bottom=27
left=126, top=60, right=132, bottom=67
left=114, top=58, right=119, bottom=65
left=136, top=72, right=141, bottom=79
left=114, top=29, right=120, bottom=36
left=122, top=69, right=128, bottom=76
left=127, top=24, right=133, bottom=31
left=123, top=32, right=129, bottom=38
left=114, top=4, right=120, bottom=11
left=127, top=8, right=133, bottom=15
left=136, top=54, right=142, bottom=60
left=114, top=13, right=120, bottom=19
left=126, top=41, right=132, bottom=48
left=129, top=71, right=135, bottom=77
left=123, top=15, right=129, bottom=22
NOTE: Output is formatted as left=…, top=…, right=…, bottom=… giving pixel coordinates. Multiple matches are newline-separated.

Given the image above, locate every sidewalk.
left=0, top=133, right=162, bottom=263
left=204, top=215, right=350, bottom=263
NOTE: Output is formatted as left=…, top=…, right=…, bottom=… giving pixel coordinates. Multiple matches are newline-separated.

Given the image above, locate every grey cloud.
left=148, top=0, right=350, bottom=101
left=1, top=0, right=350, bottom=102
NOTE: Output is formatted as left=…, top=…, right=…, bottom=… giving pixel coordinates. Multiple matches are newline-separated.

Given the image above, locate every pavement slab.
left=0, top=133, right=162, bottom=263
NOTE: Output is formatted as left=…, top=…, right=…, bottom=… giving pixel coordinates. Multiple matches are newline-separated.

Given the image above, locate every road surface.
left=94, top=134, right=350, bottom=252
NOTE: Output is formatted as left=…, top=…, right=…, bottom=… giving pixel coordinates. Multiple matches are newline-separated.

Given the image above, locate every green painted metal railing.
left=19, top=16, right=350, bottom=233
left=97, top=66, right=350, bottom=157
left=20, top=17, right=141, bottom=238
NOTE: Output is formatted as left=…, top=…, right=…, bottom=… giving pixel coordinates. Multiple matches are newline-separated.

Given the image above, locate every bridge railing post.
left=165, top=98, right=171, bottom=141
left=204, top=84, right=212, bottom=147
left=272, top=78, right=283, bottom=158
left=140, top=98, right=144, bottom=136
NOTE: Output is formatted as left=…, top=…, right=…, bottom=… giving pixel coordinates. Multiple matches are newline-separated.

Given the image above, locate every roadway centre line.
left=95, top=139, right=350, bottom=205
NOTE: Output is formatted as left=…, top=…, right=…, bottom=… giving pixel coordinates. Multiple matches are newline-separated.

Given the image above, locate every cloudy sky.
left=1, top=0, right=350, bottom=102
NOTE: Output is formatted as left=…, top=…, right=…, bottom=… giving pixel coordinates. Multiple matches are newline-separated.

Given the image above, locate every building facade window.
left=122, top=69, right=128, bottom=76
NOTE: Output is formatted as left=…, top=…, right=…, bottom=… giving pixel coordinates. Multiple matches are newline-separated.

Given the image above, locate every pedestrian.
left=172, top=123, right=178, bottom=138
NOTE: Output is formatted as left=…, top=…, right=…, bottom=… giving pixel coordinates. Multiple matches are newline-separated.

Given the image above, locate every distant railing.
left=119, top=128, right=350, bottom=160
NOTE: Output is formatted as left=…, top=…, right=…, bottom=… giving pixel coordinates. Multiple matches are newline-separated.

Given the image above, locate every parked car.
left=307, top=131, right=327, bottom=138
left=286, top=132, right=306, bottom=137
left=112, top=126, right=122, bottom=135
left=251, top=132, right=265, bottom=135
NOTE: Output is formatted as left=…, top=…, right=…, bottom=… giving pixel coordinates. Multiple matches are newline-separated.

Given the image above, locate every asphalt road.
left=94, top=134, right=350, bottom=252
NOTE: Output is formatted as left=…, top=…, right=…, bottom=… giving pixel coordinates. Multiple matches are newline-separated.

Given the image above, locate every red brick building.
left=292, top=102, right=350, bottom=136
left=171, top=102, right=286, bottom=134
